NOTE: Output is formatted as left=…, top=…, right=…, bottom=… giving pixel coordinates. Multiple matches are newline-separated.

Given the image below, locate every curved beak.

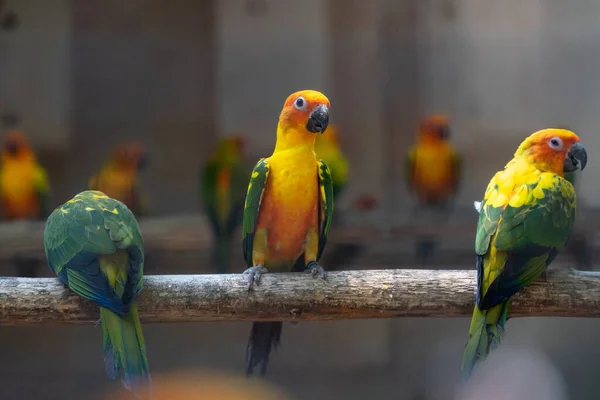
left=439, top=125, right=450, bottom=140
left=306, top=104, right=329, bottom=134
left=4, top=141, right=18, bottom=155
left=564, top=142, right=587, bottom=173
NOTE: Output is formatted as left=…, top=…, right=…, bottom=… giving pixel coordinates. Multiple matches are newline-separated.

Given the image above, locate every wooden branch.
left=1, top=268, right=599, bottom=326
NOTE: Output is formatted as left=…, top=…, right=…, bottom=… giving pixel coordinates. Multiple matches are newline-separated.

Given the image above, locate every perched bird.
left=461, top=128, right=587, bottom=380
left=44, top=190, right=150, bottom=390
left=200, top=135, right=251, bottom=273
left=89, top=142, right=148, bottom=216
left=242, top=90, right=334, bottom=376
left=314, top=124, right=348, bottom=200
left=406, top=115, right=461, bottom=264
left=0, top=129, right=50, bottom=221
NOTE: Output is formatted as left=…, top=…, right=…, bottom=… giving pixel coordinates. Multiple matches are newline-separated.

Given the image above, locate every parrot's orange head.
left=516, top=128, right=587, bottom=176
left=419, top=114, right=450, bottom=141
left=2, top=129, right=34, bottom=161
left=276, top=90, right=330, bottom=150
left=112, top=141, right=148, bottom=171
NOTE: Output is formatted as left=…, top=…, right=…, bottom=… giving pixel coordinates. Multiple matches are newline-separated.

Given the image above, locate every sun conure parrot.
left=241, top=90, right=333, bottom=377
left=43, top=190, right=150, bottom=390
left=0, top=129, right=51, bottom=221
left=200, top=135, right=251, bottom=274
left=462, top=128, right=587, bottom=381
left=89, top=142, right=148, bottom=216
left=406, top=115, right=461, bottom=264
left=314, top=124, right=348, bottom=200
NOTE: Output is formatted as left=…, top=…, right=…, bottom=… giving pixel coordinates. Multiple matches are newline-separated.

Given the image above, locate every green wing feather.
left=475, top=174, right=576, bottom=309
left=44, top=190, right=144, bottom=312
left=317, top=160, right=334, bottom=261
left=242, top=159, right=269, bottom=268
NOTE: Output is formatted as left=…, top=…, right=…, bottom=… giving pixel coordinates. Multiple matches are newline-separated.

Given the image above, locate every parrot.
left=89, top=142, right=148, bottom=216
left=314, top=124, right=348, bottom=200
left=43, top=190, right=150, bottom=390
left=406, top=115, right=461, bottom=264
left=0, top=128, right=51, bottom=221
left=241, top=89, right=334, bottom=377
left=314, top=124, right=356, bottom=270
left=200, top=135, right=251, bottom=274
left=461, top=128, right=587, bottom=381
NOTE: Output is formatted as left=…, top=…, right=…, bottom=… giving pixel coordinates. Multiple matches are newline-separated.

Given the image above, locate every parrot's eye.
left=294, top=96, right=307, bottom=110
left=549, top=137, right=563, bottom=150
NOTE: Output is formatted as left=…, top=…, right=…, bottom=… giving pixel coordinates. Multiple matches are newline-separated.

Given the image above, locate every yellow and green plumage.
left=43, top=190, right=150, bottom=390
left=314, top=124, right=348, bottom=200
left=462, top=128, right=587, bottom=380
left=242, top=90, right=334, bottom=377
left=200, top=135, right=251, bottom=273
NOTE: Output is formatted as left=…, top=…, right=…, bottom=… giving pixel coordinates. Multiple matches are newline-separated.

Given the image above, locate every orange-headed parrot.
left=462, top=128, right=587, bottom=380
left=241, top=90, right=333, bottom=376
left=89, top=142, right=148, bottom=216
left=406, top=115, right=461, bottom=264
left=0, top=129, right=51, bottom=222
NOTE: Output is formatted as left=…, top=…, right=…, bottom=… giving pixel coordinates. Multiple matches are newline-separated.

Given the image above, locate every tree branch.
left=0, top=268, right=598, bottom=325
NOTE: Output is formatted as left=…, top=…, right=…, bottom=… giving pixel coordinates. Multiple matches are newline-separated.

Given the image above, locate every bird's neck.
left=273, top=123, right=316, bottom=154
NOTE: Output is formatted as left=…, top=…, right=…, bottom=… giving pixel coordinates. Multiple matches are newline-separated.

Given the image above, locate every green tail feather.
left=101, top=304, right=150, bottom=389
left=214, top=235, right=232, bottom=274
left=461, top=301, right=509, bottom=381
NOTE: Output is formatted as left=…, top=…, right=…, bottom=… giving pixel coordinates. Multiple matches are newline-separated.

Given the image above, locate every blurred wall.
left=0, top=0, right=70, bottom=149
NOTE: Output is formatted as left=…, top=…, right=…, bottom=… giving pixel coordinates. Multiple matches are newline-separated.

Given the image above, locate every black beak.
left=306, top=104, right=329, bottom=134
left=439, top=125, right=450, bottom=139
left=5, top=141, right=18, bottom=155
left=564, top=142, right=587, bottom=173
left=137, top=153, right=149, bottom=170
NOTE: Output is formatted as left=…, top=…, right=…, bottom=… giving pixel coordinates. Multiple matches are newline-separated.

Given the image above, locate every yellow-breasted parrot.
left=406, top=115, right=461, bottom=264
left=241, top=90, right=334, bottom=376
left=200, top=135, right=251, bottom=273
left=89, top=142, right=148, bottom=216
left=43, top=190, right=150, bottom=390
left=462, top=128, right=587, bottom=380
left=0, top=129, right=50, bottom=221
left=314, top=124, right=348, bottom=200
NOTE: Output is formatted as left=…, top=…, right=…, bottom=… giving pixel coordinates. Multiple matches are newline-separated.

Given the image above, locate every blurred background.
left=0, top=0, right=599, bottom=399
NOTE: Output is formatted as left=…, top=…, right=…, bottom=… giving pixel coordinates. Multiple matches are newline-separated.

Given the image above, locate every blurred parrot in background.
left=314, top=123, right=358, bottom=270
left=89, top=142, right=148, bottom=216
left=0, top=129, right=50, bottom=221
left=200, top=135, right=251, bottom=274
left=242, top=90, right=333, bottom=377
left=0, top=128, right=51, bottom=277
left=406, top=115, right=461, bottom=264
left=44, top=190, right=150, bottom=390
left=462, top=128, right=587, bottom=381
left=314, top=124, right=348, bottom=200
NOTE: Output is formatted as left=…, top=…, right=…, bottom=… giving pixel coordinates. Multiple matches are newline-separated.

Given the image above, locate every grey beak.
left=306, top=104, right=329, bottom=134
left=564, top=142, right=587, bottom=173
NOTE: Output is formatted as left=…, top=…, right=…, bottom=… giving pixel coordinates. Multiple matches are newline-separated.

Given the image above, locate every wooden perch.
left=0, top=268, right=599, bottom=326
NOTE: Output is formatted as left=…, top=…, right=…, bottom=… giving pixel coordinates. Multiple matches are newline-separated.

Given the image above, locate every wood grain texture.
left=0, top=268, right=598, bottom=325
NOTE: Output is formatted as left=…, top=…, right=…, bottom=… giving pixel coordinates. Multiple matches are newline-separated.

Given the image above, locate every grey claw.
left=243, top=265, right=268, bottom=291
left=306, top=261, right=328, bottom=280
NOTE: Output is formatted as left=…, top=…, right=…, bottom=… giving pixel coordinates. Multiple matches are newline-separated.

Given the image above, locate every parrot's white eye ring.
left=549, top=137, right=563, bottom=150
left=294, top=96, right=307, bottom=111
